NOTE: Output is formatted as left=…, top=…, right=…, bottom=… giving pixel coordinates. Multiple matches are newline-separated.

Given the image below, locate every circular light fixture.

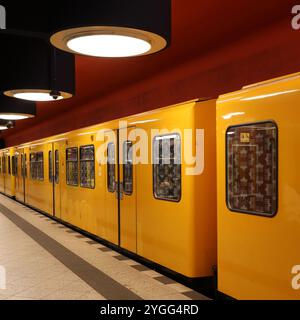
left=0, top=115, right=28, bottom=121
left=7, top=90, right=71, bottom=102
left=49, top=1, right=171, bottom=58
left=67, top=33, right=152, bottom=58
left=0, top=34, right=75, bottom=102
left=0, top=95, right=36, bottom=121
left=52, top=26, right=167, bottom=58
left=67, top=34, right=151, bottom=57
left=13, top=92, right=64, bottom=102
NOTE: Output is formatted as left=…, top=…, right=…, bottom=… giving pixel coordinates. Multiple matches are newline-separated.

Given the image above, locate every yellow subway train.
left=0, top=72, right=300, bottom=300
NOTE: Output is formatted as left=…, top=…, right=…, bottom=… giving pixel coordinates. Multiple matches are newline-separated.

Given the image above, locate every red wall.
left=3, top=18, right=300, bottom=146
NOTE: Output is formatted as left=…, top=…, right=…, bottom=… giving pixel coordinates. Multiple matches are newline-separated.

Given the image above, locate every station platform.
left=0, top=194, right=209, bottom=300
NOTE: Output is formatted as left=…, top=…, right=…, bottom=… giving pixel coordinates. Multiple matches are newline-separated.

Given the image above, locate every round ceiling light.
left=67, top=33, right=152, bottom=58
left=0, top=115, right=28, bottom=121
left=52, top=26, right=167, bottom=58
left=0, top=34, right=75, bottom=102
left=0, top=95, right=36, bottom=121
left=49, top=1, right=171, bottom=58
left=10, top=90, right=68, bottom=102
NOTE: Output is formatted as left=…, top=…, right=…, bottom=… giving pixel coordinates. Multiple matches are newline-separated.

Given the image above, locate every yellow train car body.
left=217, top=72, right=300, bottom=299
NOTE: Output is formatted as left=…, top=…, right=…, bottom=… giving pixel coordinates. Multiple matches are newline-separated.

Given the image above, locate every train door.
left=104, top=131, right=119, bottom=245
left=23, top=149, right=29, bottom=205
left=15, top=149, right=25, bottom=203
left=4, top=152, right=11, bottom=196
left=53, top=143, right=61, bottom=219
left=0, top=154, right=4, bottom=193
left=21, top=151, right=27, bottom=203
left=104, top=127, right=137, bottom=252
left=119, top=127, right=137, bottom=253
left=3, top=154, right=7, bottom=194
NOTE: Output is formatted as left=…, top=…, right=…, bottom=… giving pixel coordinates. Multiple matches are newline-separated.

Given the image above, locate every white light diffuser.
left=0, top=114, right=29, bottom=120
left=13, top=92, right=64, bottom=102
left=67, top=34, right=152, bottom=58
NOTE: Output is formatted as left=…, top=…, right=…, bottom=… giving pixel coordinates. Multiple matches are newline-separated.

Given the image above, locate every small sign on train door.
left=240, top=133, right=250, bottom=143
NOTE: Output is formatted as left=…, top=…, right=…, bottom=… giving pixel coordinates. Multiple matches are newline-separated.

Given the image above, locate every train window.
left=226, top=122, right=278, bottom=216
left=49, top=151, right=53, bottom=183
left=55, top=150, right=59, bottom=184
left=2, top=156, right=6, bottom=174
left=24, top=154, right=28, bottom=178
left=12, top=156, right=18, bottom=177
left=8, top=156, right=11, bottom=175
left=37, top=153, right=44, bottom=181
left=11, top=156, right=15, bottom=176
left=107, top=143, right=115, bottom=193
left=21, top=154, right=25, bottom=177
left=123, top=141, right=133, bottom=195
left=80, top=145, right=95, bottom=189
left=30, top=152, right=44, bottom=181
left=30, top=154, right=35, bottom=180
left=66, top=147, right=78, bottom=186
left=15, top=156, right=18, bottom=177
left=153, top=134, right=182, bottom=202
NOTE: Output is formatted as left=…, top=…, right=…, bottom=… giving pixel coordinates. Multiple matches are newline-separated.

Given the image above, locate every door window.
left=80, top=145, right=95, bottom=189
left=66, top=148, right=78, bottom=186
left=153, top=134, right=181, bottom=202
left=226, top=122, right=278, bottom=216
left=107, top=143, right=116, bottom=193
left=123, top=141, right=133, bottom=195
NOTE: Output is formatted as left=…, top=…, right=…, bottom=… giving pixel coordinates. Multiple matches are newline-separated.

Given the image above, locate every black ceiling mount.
left=0, top=119, right=15, bottom=130
left=1, top=0, right=171, bottom=38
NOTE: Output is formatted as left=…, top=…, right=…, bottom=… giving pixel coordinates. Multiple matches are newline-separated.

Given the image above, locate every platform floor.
left=0, top=194, right=209, bottom=300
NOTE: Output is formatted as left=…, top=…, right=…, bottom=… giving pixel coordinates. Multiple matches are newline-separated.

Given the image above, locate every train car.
left=8, top=99, right=217, bottom=283
left=217, top=72, right=300, bottom=299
